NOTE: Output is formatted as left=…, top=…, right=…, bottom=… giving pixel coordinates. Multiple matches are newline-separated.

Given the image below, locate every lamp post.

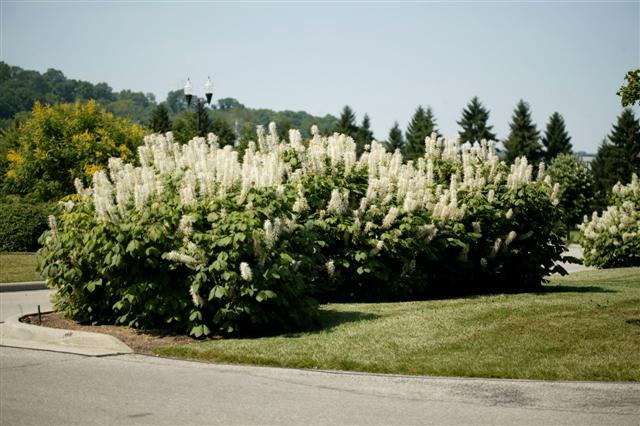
left=184, top=77, right=214, bottom=135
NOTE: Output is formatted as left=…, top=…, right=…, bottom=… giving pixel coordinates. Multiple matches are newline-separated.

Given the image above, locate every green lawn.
left=0, top=252, right=41, bottom=283
left=156, top=268, right=640, bottom=381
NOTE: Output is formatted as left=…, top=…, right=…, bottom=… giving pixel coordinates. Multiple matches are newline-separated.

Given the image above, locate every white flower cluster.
left=60, top=121, right=561, bottom=308
left=82, top=123, right=554, bottom=234
left=579, top=174, right=640, bottom=267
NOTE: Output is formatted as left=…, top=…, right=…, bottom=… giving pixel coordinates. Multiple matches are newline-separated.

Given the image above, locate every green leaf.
left=86, top=279, right=102, bottom=293
left=189, top=311, right=203, bottom=321
left=191, top=325, right=203, bottom=338
left=126, top=239, right=140, bottom=255
left=256, top=290, right=277, bottom=302
left=280, top=252, right=294, bottom=264
left=217, top=236, right=233, bottom=247
left=209, top=285, right=227, bottom=300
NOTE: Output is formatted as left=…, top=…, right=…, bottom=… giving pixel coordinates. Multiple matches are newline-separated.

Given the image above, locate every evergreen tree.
left=194, top=101, right=212, bottom=136
left=355, top=113, right=374, bottom=156
left=591, top=108, right=640, bottom=206
left=541, top=112, right=572, bottom=162
left=404, top=106, right=439, bottom=161
left=150, top=103, right=172, bottom=134
left=503, top=100, right=542, bottom=164
left=386, top=121, right=405, bottom=152
left=457, top=96, right=497, bottom=144
left=212, top=117, right=236, bottom=147
left=334, top=105, right=358, bottom=138
left=237, top=122, right=256, bottom=161
left=172, top=101, right=212, bottom=144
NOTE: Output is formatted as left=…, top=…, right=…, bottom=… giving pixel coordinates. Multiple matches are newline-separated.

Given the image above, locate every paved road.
left=0, top=290, right=53, bottom=322
left=1, top=346, right=638, bottom=426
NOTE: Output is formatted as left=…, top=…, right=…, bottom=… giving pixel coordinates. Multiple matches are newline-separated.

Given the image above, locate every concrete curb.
left=0, top=281, right=47, bottom=292
left=0, top=312, right=133, bottom=356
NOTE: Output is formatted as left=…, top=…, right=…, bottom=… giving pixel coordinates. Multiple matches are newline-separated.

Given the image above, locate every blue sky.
left=1, top=1, right=639, bottom=153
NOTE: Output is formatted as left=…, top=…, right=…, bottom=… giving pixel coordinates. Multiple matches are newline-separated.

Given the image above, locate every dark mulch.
left=21, top=312, right=197, bottom=354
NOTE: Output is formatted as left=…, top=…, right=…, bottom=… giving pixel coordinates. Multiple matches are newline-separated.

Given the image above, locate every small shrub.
left=579, top=174, right=640, bottom=268
left=0, top=202, right=55, bottom=251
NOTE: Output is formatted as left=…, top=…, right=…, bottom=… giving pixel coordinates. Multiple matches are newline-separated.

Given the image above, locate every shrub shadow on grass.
left=279, top=310, right=380, bottom=338
left=318, top=310, right=379, bottom=330
left=534, top=285, right=616, bottom=295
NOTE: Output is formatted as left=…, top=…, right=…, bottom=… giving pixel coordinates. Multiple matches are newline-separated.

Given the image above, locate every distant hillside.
left=0, top=62, right=337, bottom=137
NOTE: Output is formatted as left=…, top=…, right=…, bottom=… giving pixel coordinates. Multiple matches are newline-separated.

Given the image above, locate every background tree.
left=0, top=62, right=339, bottom=139
left=333, top=105, right=358, bottom=139
left=503, top=100, right=542, bottom=164
left=547, top=154, right=595, bottom=227
left=457, top=96, right=497, bottom=144
left=166, top=89, right=187, bottom=115
left=0, top=62, right=153, bottom=129
left=617, top=69, right=640, bottom=107
left=2, top=100, right=144, bottom=201
left=236, top=122, right=256, bottom=160
left=591, top=108, right=640, bottom=206
left=211, top=117, right=236, bottom=147
left=542, top=112, right=572, bottom=162
left=386, top=121, right=405, bottom=152
left=404, top=106, right=439, bottom=161
left=355, top=114, right=374, bottom=156
left=150, top=103, right=172, bottom=133
left=278, top=120, right=293, bottom=142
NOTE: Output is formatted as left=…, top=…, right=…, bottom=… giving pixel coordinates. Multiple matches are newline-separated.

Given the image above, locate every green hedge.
left=0, top=202, right=55, bottom=252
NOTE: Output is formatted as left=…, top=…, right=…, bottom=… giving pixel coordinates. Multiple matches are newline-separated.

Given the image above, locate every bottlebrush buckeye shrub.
left=39, top=123, right=566, bottom=336
left=579, top=174, right=640, bottom=268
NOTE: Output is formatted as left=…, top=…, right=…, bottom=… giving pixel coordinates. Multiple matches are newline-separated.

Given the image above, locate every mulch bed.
left=21, top=312, right=198, bottom=354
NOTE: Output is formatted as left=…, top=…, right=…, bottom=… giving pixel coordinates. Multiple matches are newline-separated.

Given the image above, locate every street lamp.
left=184, top=77, right=214, bottom=135
left=184, top=77, right=214, bottom=109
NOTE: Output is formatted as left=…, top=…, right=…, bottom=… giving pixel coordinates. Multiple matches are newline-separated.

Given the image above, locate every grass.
left=156, top=268, right=640, bottom=381
left=0, top=252, right=41, bottom=283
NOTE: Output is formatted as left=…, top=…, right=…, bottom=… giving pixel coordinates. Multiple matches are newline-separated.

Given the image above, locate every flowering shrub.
left=578, top=174, right=640, bottom=268
left=39, top=123, right=566, bottom=336
left=547, top=153, right=595, bottom=227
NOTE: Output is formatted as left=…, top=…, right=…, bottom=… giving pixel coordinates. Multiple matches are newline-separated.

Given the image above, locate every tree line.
left=0, top=62, right=338, bottom=140
left=331, top=97, right=639, bottom=210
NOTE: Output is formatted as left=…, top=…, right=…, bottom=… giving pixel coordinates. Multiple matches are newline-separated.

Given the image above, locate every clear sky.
left=1, top=1, right=639, bottom=153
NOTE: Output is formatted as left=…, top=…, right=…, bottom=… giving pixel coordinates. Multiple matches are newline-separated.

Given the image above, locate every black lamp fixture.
left=184, top=77, right=214, bottom=109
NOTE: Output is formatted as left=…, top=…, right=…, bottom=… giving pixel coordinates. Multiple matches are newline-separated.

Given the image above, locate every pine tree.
left=503, top=100, right=542, bottom=164
left=542, top=112, right=572, bottom=162
left=386, top=121, right=405, bottom=152
left=334, top=105, right=358, bottom=138
left=194, top=101, right=212, bottom=136
left=150, top=103, right=172, bottom=134
left=591, top=108, right=640, bottom=205
left=457, top=96, right=497, bottom=144
left=355, top=114, right=374, bottom=156
left=404, top=106, right=439, bottom=161
left=172, top=101, right=212, bottom=144
left=211, top=117, right=236, bottom=147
